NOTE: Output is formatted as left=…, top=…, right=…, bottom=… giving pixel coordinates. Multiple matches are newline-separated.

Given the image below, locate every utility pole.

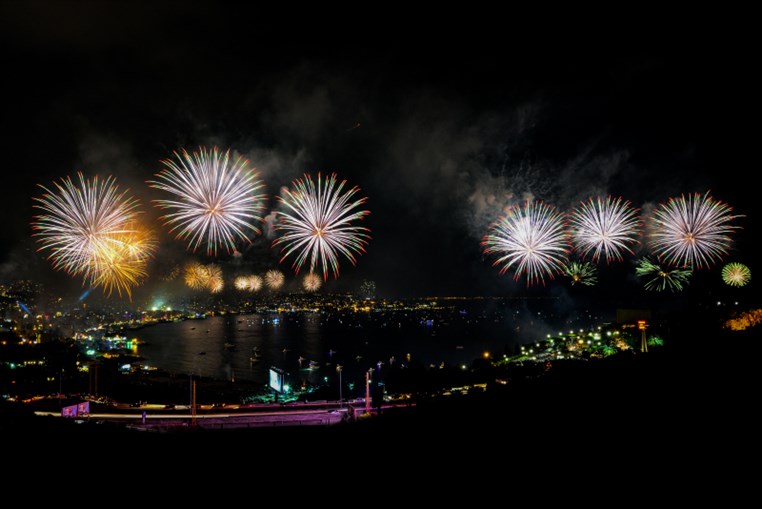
left=365, top=369, right=371, bottom=413
left=191, top=379, right=197, bottom=427
left=336, top=364, right=343, bottom=407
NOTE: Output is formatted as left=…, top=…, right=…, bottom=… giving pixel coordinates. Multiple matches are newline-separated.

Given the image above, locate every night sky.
left=2, top=3, right=758, bottom=306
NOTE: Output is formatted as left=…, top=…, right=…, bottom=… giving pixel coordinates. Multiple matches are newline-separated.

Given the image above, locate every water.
left=133, top=299, right=601, bottom=391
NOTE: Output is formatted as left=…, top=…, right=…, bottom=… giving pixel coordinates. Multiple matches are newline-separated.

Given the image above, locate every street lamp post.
left=336, top=364, right=343, bottom=407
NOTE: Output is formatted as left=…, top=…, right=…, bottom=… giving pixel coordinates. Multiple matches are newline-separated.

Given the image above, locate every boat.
left=249, top=356, right=260, bottom=363
left=308, top=360, right=320, bottom=370
left=224, top=342, right=236, bottom=350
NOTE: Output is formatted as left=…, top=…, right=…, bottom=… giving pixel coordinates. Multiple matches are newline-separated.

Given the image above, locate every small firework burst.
left=636, top=257, right=692, bottom=292
left=234, top=275, right=251, bottom=291
left=303, top=272, right=322, bottom=292
left=206, top=264, right=224, bottom=293
left=184, top=262, right=207, bottom=290
left=246, top=275, right=263, bottom=292
left=722, top=262, right=751, bottom=287
left=562, top=261, right=598, bottom=286
left=184, top=262, right=224, bottom=293
left=265, top=269, right=285, bottom=290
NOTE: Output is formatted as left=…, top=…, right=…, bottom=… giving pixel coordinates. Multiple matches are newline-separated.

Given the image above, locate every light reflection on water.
left=134, top=303, right=600, bottom=389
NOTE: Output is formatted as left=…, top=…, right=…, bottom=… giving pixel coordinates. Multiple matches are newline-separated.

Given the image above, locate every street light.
left=336, top=364, right=343, bottom=406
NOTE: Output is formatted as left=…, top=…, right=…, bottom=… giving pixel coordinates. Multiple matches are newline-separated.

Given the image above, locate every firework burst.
left=184, top=262, right=223, bottom=292
left=184, top=262, right=207, bottom=290
left=246, top=275, right=263, bottom=292
left=149, top=146, right=266, bottom=256
left=636, top=257, right=692, bottom=292
left=206, top=264, right=224, bottom=293
left=32, top=172, right=153, bottom=298
left=234, top=275, right=251, bottom=290
left=649, top=191, right=741, bottom=269
left=303, top=272, right=322, bottom=292
left=722, top=262, right=751, bottom=287
left=90, top=226, right=156, bottom=298
left=562, top=261, right=598, bottom=286
left=274, top=172, right=370, bottom=280
left=570, top=196, right=641, bottom=263
left=265, top=269, right=285, bottom=290
left=482, top=200, right=569, bottom=286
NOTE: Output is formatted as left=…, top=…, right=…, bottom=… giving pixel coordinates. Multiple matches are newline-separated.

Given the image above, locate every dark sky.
left=1, top=3, right=758, bottom=306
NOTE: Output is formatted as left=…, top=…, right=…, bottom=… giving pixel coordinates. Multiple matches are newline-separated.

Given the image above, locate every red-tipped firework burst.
left=149, top=146, right=266, bottom=256
left=649, top=191, right=741, bottom=269
left=32, top=172, right=154, bottom=299
left=482, top=200, right=569, bottom=287
left=274, top=172, right=370, bottom=280
left=570, top=196, right=641, bottom=263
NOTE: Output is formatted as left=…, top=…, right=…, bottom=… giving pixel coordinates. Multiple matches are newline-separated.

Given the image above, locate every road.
left=33, top=400, right=413, bottom=430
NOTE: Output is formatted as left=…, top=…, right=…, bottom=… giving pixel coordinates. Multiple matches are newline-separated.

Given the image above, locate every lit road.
left=33, top=400, right=413, bottom=429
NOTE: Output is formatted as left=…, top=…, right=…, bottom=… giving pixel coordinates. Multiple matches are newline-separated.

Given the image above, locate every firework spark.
left=274, top=172, right=370, bottom=280
left=570, top=196, right=641, bottom=263
left=303, top=272, right=322, bottom=292
left=149, top=146, right=266, bottom=256
left=636, top=257, right=692, bottom=292
left=32, top=172, right=152, bottom=298
left=265, top=269, right=285, bottom=290
left=649, top=192, right=741, bottom=269
left=722, top=262, right=751, bottom=287
left=482, top=200, right=569, bottom=286
left=562, top=261, right=598, bottom=286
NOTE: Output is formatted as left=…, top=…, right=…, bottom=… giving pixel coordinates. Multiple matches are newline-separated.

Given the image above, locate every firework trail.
left=265, top=269, right=285, bottom=290
left=149, top=146, right=266, bottom=256
left=636, top=257, right=692, bottom=292
left=570, top=196, right=641, bottom=263
left=32, top=172, right=152, bottom=298
left=649, top=191, right=741, bottom=269
left=562, top=260, right=598, bottom=286
left=482, top=200, right=569, bottom=287
left=274, top=172, right=370, bottom=280
left=303, top=272, right=322, bottom=292
left=722, top=262, right=751, bottom=287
